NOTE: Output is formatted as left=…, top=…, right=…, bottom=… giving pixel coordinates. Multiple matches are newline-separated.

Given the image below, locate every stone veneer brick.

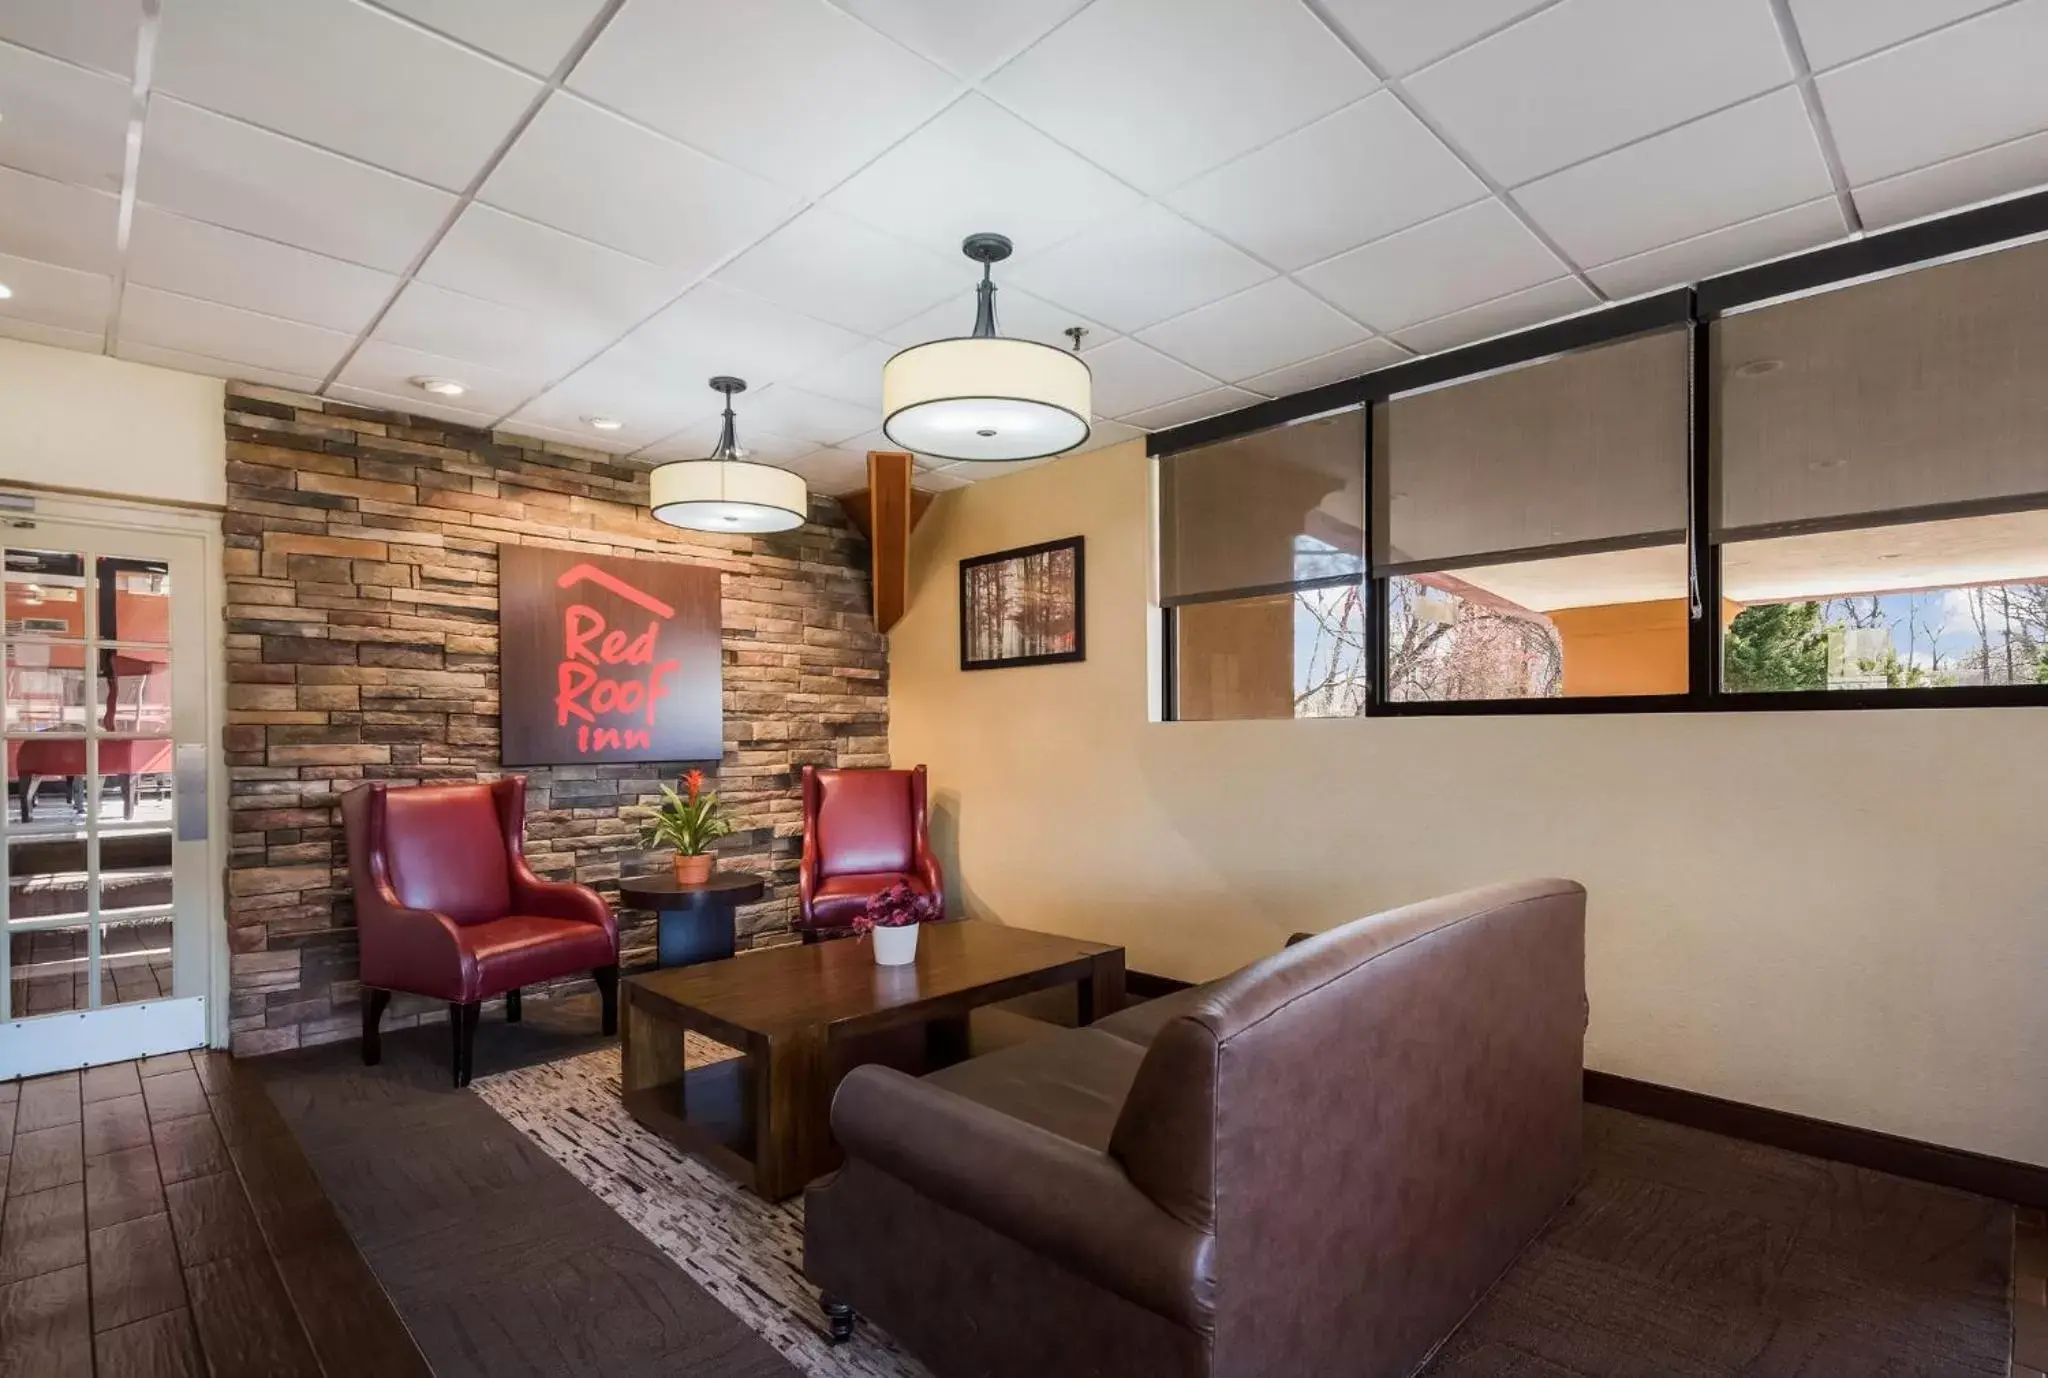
left=221, top=384, right=886, bottom=1056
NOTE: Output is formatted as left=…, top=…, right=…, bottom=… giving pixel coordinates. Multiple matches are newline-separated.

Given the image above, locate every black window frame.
left=1150, top=187, right=2048, bottom=719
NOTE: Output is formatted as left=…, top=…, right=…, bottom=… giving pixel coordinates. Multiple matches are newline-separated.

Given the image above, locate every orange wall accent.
left=1551, top=598, right=1747, bottom=696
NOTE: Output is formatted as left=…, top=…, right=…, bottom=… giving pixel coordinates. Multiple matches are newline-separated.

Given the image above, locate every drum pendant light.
left=649, top=377, right=808, bottom=534
left=882, top=233, right=1091, bottom=463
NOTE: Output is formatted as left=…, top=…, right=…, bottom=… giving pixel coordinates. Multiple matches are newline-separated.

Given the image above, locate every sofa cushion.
left=923, top=1027, right=1146, bottom=1152
left=1091, top=984, right=1219, bottom=1048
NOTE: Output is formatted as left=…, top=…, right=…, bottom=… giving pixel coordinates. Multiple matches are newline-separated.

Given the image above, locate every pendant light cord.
left=971, top=260, right=999, bottom=339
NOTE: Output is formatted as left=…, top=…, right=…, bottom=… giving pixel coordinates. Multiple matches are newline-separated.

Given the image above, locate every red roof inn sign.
left=499, top=546, right=722, bottom=766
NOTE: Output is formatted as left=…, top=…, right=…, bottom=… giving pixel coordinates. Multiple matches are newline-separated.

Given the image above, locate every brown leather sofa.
left=803, top=878, right=1587, bottom=1378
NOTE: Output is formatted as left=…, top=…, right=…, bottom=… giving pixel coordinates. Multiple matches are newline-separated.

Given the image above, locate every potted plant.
left=853, top=881, right=936, bottom=966
left=641, top=769, right=732, bottom=885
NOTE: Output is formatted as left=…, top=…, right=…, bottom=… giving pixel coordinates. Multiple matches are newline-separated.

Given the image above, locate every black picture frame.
left=958, top=536, right=1086, bottom=671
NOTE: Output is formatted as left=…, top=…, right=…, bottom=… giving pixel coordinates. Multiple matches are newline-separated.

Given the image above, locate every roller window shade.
left=1713, top=235, right=2048, bottom=541
left=1371, top=328, right=1690, bottom=576
left=1158, top=409, right=1366, bottom=605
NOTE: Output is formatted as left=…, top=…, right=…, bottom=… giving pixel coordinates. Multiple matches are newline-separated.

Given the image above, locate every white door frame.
left=1, top=488, right=230, bottom=1054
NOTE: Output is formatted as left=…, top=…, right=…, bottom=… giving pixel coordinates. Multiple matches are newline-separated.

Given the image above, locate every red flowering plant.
left=640, top=769, right=732, bottom=856
left=852, top=880, right=937, bottom=935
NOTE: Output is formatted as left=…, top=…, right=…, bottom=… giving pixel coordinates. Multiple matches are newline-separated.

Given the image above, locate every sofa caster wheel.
left=821, top=1295, right=855, bottom=1345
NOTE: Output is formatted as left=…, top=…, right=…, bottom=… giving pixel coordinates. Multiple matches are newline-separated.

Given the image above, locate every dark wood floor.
left=0, top=1050, right=428, bottom=1378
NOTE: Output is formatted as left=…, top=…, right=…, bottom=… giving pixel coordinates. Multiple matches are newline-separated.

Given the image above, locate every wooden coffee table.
left=618, top=921, right=1125, bottom=1200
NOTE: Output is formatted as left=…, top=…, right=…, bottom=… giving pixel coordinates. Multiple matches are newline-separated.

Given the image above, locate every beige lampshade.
left=882, top=336, right=1091, bottom=462
left=649, top=458, right=808, bottom=533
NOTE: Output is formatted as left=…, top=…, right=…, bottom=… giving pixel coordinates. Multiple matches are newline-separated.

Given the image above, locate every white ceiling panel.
left=1076, top=417, right=1147, bottom=452
left=1405, top=0, right=1789, bottom=186
left=713, top=206, right=961, bottom=336
left=1587, top=197, right=1846, bottom=299
left=881, top=284, right=1111, bottom=352
left=508, top=346, right=725, bottom=451
left=1816, top=1, right=2048, bottom=187
left=115, top=340, right=325, bottom=392
left=834, top=0, right=1091, bottom=79
left=1166, top=93, right=1485, bottom=273
left=1080, top=337, right=1217, bottom=418
left=0, top=166, right=119, bottom=273
left=985, top=0, right=1377, bottom=195
left=335, top=339, right=540, bottom=417
left=622, top=280, right=866, bottom=392
left=372, top=280, right=607, bottom=380
left=371, top=0, right=610, bottom=75
left=735, top=384, right=875, bottom=446
left=1297, top=198, right=1568, bottom=332
left=0, top=317, right=105, bottom=352
left=1240, top=336, right=1410, bottom=397
left=782, top=447, right=871, bottom=495
left=127, top=205, right=399, bottom=334
left=496, top=418, right=638, bottom=455
left=480, top=93, right=799, bottom=271
left=1008, top=202, right=1272, bottom=334
left=416, top=203, right=688, bottom=335
left=138, top=97, right=455, bottom=272
left=1515, top=89, right=1832, bottom=269
left=1122, top=386, right=1266, bottom=430
left=824, top=94, right=1142, bottom=260
left=638, top=417, right=812, bottom=466
left=1138, top=277, right=1369, bottom=384
left=789, top=339, right=898, bottom=410
left=570, top=0, right=959, bottom=196
left=0, top=38, right=132, bottom=189
left=153, top=0, right=540, bottom=191
left=1787, top=0, right=2008, bottom=70
left=0, top=0, right=141, bottom=77
left=119, top=285, right=354, bottom=377
left=1853, top=129, right=2048, bottom=230
left=324, top=382, right=499, bottom=428
left=1390, top=276, right=1598, bottom=355
left=912, top=466, right=970, bottom=492
left=1317, top=0, right=1553, bottom=76
left=0, top=250, right=112, bottom=335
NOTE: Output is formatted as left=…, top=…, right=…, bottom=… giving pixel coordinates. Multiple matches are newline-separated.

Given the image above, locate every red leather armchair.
left=797, top=765, right=945, bottom=941
left=341, top=778, right=619, bottom=1086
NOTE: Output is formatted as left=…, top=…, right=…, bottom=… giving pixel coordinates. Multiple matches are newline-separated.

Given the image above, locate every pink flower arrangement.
left=852, top=880, right=936, bottom=933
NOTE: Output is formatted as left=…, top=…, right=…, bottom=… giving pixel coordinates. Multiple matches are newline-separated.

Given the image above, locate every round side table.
left=618, top=870, right=767, bottom=969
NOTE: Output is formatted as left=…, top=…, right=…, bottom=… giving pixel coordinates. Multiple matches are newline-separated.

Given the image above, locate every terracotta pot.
left=872, top=923, right=920, bottom=967
left=673, top=852, right=714, bottom=886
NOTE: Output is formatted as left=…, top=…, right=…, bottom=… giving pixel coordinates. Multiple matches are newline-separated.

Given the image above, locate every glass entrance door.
left=1, top=519, right=213, bottom=1075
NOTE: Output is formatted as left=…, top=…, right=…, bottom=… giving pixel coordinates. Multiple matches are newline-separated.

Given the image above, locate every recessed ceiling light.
left=410, top=376, right=465, bottom=396
left=584, top=416, right=624, bottom=432
left=0, top=282, right=13, bottom=300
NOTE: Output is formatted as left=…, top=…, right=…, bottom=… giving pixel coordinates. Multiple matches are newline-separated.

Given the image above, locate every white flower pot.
left=872, top=923, right=920, bottom=967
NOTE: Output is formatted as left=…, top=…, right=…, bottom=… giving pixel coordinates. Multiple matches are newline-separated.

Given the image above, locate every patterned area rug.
left=473, top=1042, right=927, bottom=1378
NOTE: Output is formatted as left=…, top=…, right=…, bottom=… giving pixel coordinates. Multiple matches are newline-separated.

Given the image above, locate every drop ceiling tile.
left=373, top=280, right=608, bottom=379
left=138, top=97, right=455, bottom=272
left=370, top=0, right=610, bottom=75
left=1390, top=276, right=1598, bottom=355
left=790, top=340, right=897, bottom=410
left=127, top=206, right=398, bottom=334
left=0, top=250, right=112, bottom=334
left=153, top=0, right=540, bottom=191
left=1787, top=0, right=2007, bottom=70
left=1122, top=386, right=1265, bottom=430
left=1405, top=0, right=1789, bottom=186
left=1008, top=202, right=1273, bottom=335
left=0, top=0, right=140, bottom=76
left=335, top=339, right=540, bottom=417
left=638, top=419, right=811, bottom=465
left=881, top=284, right=1111, bottom=352
left=1297, top=199, right=1568, bottom=332
left=783, top=447, right=871, bottom=495
left=825, top=94, right=1142, bottom=260
left=416, top=202, right=687, bottom=335
left=0, top=317, right=104, bottom=352
left=507, top=343, right=730, bottom=451
left=1816, top=1, right=2048, bottom=186
left=1317, top=0, right=1553, bottom=76
left=1137, top=278, right=1370, bottom=384
left=0, top=166, right=119, bottom=273
left=912, top=466, right=970, bottom=492
left=1165, top=93, right=1485, bottom=272
left=623, top=279, right=868, bottom=392
left=1515, top=88, right=1832, bottom=269
left=0, top=38, right=132, bottom=189
left=714, top=207, right=962, bottom=338
left=1076, top=417, right=1147, bottom=453
left=925, top=454, right=1059, bottom=482
left=496, top=419, right=638, bottom=455
left=1240, top=337, right=1411, bottom=398
left=114, top=340, right=323, bottom=392
left=840, top=0, right=1091, bottom=79
left=570, top=0, right=959, bottom=196
left=118, top=284, right=353, bottom=378
left=324, top=382, right=499, bottom=428
left=1853, top=129, right=2048, bottom=229
left=986, top=0, right=1376, bottom=194
left=838, top=429, right=933, bottom=466
left=1587, top=197, right=1846, bottom=299
left=480, top=92, right=799, bottom=271
left=734, top=385, right=874, bottom=446
left=1080, top=337, right=1217, bottom=418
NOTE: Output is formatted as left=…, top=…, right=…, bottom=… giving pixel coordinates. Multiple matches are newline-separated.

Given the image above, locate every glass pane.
left=1176, top=587, right=1370, bottom=721
left=98, top=557, right=171, bottom=645
left=5, top=642, right=90, bottom=733
left=10, top=924, right=91, bottom=1016
left=4, top=548, right=88, bottom=639
left=9, top=834, right=91, bottom=926
left=9, top=747, right=89, bottom=828
left=90, top=742, right=174, bottom=826
left=98, top=652, right=172, bottom=735
left=100, top=826, right=173, bottom=916
left=99, top=914, right=174, bottom=1006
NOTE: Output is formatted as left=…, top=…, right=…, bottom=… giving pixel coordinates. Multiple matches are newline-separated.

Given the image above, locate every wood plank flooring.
left=0, top=1051, right=429, bottom=1378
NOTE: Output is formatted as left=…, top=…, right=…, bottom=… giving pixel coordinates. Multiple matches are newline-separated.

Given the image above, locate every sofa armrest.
left=828, top=1065, right=1215, bottom=1332
left=510, top=866, right=615, bottom=940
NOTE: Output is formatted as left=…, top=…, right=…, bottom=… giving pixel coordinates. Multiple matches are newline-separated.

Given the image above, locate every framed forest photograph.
left=959, top=536, right=1086, bottom=671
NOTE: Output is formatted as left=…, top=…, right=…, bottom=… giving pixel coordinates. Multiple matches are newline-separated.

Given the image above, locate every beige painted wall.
left=889, top=438, right=2048, bottom=1166
left=0, top=340, right=227, bottom=507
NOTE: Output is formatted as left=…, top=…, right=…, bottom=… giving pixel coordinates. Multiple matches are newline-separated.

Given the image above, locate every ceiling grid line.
left=101, top=0, right=163, bottom=354
left=1766, top=0, right=1863, bottom=235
